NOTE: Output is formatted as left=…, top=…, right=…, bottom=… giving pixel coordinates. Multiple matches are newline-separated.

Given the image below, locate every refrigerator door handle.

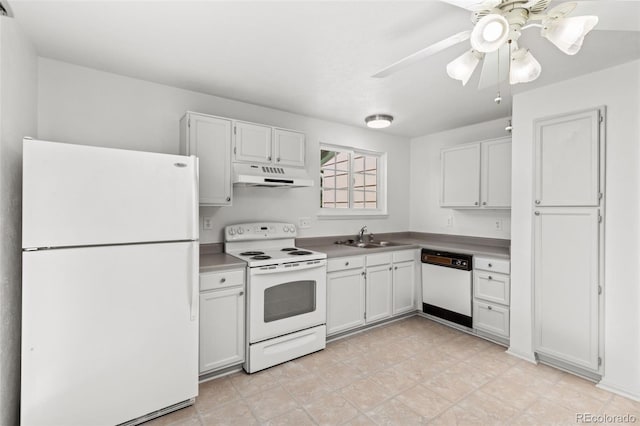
left=190, top=242, right=199, bottom=321
left=191, top=156, right=199, bottom=239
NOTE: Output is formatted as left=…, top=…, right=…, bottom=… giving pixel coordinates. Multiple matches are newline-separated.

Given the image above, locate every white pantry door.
left=21, top=242, right=199, bottom=426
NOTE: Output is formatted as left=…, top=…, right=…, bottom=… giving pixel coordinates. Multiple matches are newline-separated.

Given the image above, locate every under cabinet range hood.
left=233, top=163, right=314, bottom=188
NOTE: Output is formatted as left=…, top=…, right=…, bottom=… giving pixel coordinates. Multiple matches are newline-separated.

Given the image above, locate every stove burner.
left=251, top=255, right=272, bottom=260
left=281, top=248, right=298, bottom=251
left=288, top=250, right=313, bottom=256
left=240, top=251, right=264, bottom=256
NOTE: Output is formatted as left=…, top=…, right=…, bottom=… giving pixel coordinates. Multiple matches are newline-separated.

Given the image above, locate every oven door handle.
left=250, top=260, right=327, bottom=275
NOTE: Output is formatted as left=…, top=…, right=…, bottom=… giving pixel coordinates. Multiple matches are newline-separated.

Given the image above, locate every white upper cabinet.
left=234, top=121, right=273, bottom=164
left=440, top=144, right=481, bottom=207
left=441, top=138, right=511, bottom=209
left=534, top=109, right=601, bottom=207
left=273, top=128, right=305, bottom=168
left=481, top=138, right=512, bottom=208
left=180, top=112, right=232, bottom=206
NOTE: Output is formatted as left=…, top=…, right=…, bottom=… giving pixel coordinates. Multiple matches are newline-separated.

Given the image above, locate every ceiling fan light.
left=509, top=48, right=542, bottom=84
left=446, top=50, right=482, bottom=86
left=541, top=15, right=599, bottom=55
left=365, top=114, right=393, bottom=129
left=471, top=14, right=510, bottom=53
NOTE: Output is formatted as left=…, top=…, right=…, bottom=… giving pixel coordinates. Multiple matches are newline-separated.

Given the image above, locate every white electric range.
left=225, top=222, right=327, bottom=373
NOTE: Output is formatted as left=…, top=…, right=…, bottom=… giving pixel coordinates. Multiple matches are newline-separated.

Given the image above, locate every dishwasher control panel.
left=421, top=249, right=473, bottom=271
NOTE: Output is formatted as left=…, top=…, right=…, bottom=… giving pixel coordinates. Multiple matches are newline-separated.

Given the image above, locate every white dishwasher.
left=421, top=248, right=473, bottom=328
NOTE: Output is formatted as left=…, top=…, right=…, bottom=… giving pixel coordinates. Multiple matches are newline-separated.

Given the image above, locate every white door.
left=534, top=208, right=600, bottom=371
left=21, top=242, right=199, bottom=426
left=22, top=139, right=198, bottom=249
left=187, top=114, right=232, bottom=206
left=440, top=143, right=481, bottom=207
left=534, top=109, right=601, bottom=207
left=481, top=138, right=512, bottom=208
left=273, top=128, right=305, bottom=167
left=392, top=261, right=416, bottom=315
left=234, top=121, right=272, bottom=164
left=199, top=287, right=245, bottom=373
left=327, top=268, right=366, bottom=335
left=366, top=264, right=393, bottom=323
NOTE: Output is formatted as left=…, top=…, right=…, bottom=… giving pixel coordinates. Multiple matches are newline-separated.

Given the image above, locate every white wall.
left=37, top=58, right=411, bottom=243
left=0, top=16, right=38, bottom=426
left=510, top=60, right=640, bottom=398
left=409, top=117, right=511, bottom=239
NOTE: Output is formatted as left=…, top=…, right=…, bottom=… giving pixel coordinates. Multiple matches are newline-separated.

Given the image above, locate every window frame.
left=318, top=143, right=388, bottom=219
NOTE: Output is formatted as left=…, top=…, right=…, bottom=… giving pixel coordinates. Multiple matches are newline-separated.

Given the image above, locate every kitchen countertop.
left=199, top=253, right=246, bottom=273
left=297, top=232, right=510, bottom=260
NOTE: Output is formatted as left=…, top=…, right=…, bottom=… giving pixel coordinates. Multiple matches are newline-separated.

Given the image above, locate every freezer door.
left=21, top=242, right=199, bottom=426
left=23, top=139, right=198, bottom=248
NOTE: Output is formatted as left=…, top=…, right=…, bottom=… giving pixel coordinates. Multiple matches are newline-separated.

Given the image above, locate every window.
left=320, top=145, right=386, bottom=217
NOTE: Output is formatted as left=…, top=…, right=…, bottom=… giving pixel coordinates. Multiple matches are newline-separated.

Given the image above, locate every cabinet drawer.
left=474, top=257, right=510, bottom=274
left=200, top=269, right=245, bottom=291
left=392, top=250, right=415, bottom=263
left=473, top=301, right=509, bottom=338
left=366, top=252, right=393, bottom=267
left=327, top=256, right=365, bottom=273
left=474, top=271, right=510, bottom=305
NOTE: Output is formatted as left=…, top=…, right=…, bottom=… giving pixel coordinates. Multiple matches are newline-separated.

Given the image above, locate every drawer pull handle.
left=345, top=262, right=349, bottom=266
left=389, top=267, right=393, bottom=271
left=394, top=266, right=398, bottom=270
left=488, top=305, right=492, bottom=310
left=488, top=263, right=492, bottom=268
left=488, top=276, right=493, bottom=280
left=535, top=200, right=541, bottom=205
left=239, top=291, right=244, bottom=296
left=220, top=278, right=226, bottom=283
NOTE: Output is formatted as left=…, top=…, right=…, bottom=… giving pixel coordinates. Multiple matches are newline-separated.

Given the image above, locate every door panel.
left=440, top=144, right=481, bottom=207
left=393, top=261, right=415, bottom=315
left=273, top=128, right=305, bottom=167
left=366, top=264, right=393, bottom=323
left=21, top=242, right=198, bottom=426
left=234, top=121, right=272, bottom=164
left=327, top=269, right=365, bottom=335
left=534, top=209, right=600, bottom=371
left=22, top=139, right=198, bottom=248
left=191, top=115, right=232, bottom=205
left=481, top=138, right=512, bottom=208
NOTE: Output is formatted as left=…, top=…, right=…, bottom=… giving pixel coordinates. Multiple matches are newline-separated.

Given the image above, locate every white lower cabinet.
left=473, top=256, right=510, bottom=343
left=326, top=250, right=417, bottom=336
left=199, top=269, right=245, bottom=375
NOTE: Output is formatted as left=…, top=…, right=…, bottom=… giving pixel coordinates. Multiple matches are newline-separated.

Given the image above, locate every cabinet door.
left=234, top=121, right=272, bottom=164
left=440, top=144, right=481, bottom=207
left=183, top=114, right=232, bottom=206
left=327, top=268, right=366, bottom=335
left=199, top=286, right=245, bottom=373
left=534, top=109, right=601, bottom=207
left=481, top=138, right=512, bottom=208
left=273, top=128, right=305, bottom=168
left=392, top=261, right=415, bottom=315
left=473, top=271, right=510, bottom=306
left=473, top=301, right=509, bottom=338
left=534, top=208, right=600, bottom=371
left=365, top=264, right=393, bottom=324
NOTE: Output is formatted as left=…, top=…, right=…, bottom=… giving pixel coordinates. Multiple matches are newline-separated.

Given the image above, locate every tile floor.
left=148, top=316, right=640, bottom=425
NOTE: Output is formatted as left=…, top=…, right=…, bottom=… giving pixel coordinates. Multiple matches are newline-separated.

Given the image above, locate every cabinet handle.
left=361, top=271, right=366, bottom=277
left=474, top=201, right=479, bottom=206
left=482, top=201, right=487, bottom=206
left=488, top=276, right=493, bottom=280
left=239, top=291, right=244, bottom=296
left=226, top=196, right=231, bottom=202
left=487, top=305, right=493, bottom=310
left=389, top=267, right=392, bottom=271
left=268, top=156, right=272, bottom=161
left=535, top=200, right=541, bottom=205
left=394, top=266, right=398, bottom=270
left=277, top=157, right=280, bottom=162
left=488, top=263, right=492, bottom=268
left=220, top=277, right=226, bottom=283
left=345, top=261, right=349, bottom=266
left=534, top=211, right=540, bottom=216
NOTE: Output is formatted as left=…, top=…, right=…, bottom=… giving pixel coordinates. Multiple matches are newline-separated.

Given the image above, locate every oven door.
left=248, top=259, right=327, bottom=343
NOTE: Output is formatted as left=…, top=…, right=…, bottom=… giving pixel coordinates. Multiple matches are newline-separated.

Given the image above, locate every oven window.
left=264, top=280, right=316, bottom=323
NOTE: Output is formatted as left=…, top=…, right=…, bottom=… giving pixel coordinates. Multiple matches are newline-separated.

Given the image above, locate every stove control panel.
left=225, top=222, right=297, bottom=241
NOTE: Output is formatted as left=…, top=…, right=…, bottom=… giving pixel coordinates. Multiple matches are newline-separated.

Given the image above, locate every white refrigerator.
left=21, top=138, right=199, bottom=426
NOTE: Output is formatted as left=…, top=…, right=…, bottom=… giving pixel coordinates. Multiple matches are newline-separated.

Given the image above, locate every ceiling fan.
left=372, top=0, right=630, bottom=88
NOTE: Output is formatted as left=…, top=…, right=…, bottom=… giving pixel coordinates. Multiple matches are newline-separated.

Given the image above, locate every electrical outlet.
left=494, top=219, right=503, bottom=231
left=446, top=215, right=454, bottom=227
left=203, top=217, right=214, bottom=230
left=299, top=217, right=312, bottom=229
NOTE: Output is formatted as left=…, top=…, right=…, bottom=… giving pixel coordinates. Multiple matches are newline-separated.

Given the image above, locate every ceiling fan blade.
left=477, top=43, right=510, bottom=90
left=372, top=31, right=471, bottom=78
left=572, top=1, right=640, bottom=32
left=438, top=0, right=501, bottom=12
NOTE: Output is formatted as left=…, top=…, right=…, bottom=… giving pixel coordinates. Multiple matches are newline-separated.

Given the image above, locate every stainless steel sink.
left=373, top=241, right=405, bottom=247
left=334, top=240, right=407, bottom=249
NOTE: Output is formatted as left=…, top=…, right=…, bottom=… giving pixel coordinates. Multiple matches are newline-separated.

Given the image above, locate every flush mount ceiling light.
left=365, top=114, right=394, bottom=129
left=373, top=0, right=607, bottom=89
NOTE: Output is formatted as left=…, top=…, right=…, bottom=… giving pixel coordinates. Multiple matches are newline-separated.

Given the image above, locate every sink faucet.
left=358, top=225, right=368, bottom=243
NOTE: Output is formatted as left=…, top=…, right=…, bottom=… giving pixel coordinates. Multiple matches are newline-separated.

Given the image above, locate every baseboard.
left=506, top=348, right=537, bottom=364
left=597, top=381, right=640, bottom=402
